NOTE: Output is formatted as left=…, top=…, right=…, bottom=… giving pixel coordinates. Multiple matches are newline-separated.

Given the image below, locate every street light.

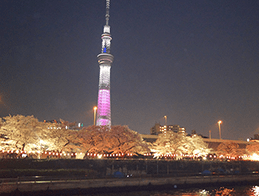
left=93, top=106, right=97, bottom=125
left=164, top=116, right=167, bottom=126
left=218, top=120, right=222, bottom=139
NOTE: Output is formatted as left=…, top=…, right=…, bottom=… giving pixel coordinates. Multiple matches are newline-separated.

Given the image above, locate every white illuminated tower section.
left=96, top=0, right=114, bottom=126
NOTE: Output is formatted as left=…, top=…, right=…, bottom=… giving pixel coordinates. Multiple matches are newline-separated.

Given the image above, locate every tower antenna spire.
left=105, top=0, right=110, bottom=26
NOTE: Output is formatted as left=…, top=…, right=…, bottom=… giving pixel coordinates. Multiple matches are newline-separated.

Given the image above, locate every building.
left=150, top=123, right=186, bottom=135
left=253, top=134, right=259, bottom=140
left=44, top=120, right=83, bottom=131
left=96, top=0, right=114, bottom=126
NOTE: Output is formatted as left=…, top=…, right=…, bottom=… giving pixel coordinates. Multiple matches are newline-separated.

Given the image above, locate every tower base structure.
left=96, top=53, right=113, bottom=126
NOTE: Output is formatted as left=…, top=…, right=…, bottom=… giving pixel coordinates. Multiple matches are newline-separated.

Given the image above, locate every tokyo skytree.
left=96, top=0, right=114, bottom=126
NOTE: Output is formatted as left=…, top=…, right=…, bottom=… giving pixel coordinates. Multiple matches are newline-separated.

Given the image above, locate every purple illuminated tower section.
left=96, top=0, right=114, bottom=126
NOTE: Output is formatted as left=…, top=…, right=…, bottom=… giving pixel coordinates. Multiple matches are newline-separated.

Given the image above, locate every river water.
left=91, top=185, right=259, bottom=196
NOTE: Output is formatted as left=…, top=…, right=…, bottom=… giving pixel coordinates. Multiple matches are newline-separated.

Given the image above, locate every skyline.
left=0, top=0, right=259, bottom=140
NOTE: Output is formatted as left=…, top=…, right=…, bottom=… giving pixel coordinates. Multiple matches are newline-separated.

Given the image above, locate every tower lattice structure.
left=96, top=0, right=114, bottom=126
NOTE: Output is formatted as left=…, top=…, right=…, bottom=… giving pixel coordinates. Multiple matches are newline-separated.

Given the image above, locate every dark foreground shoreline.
left=2, top=158, right=259, bottom=195
left=26, top=181, right=259, bottom=196
left=1, top=174, right=259, bottom=195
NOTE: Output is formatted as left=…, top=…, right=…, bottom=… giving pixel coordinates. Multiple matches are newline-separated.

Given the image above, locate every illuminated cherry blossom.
left=151, top=131, right=211, bottom=159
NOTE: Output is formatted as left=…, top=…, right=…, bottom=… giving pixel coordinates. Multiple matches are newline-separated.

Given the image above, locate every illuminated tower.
left=96, top=0, right=114, bottom=126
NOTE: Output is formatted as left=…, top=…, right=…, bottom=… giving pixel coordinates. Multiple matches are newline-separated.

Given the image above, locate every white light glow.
left=198, top=189, right=209, bottom=195
left=252, top=186, right=259, bottom=195
left=247, top=153, right=259, bottom=161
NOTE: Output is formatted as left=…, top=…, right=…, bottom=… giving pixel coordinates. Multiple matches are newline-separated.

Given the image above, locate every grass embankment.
left=0, top=159, right=99, bottom=178
left=1, top=158, right=259, bottom=179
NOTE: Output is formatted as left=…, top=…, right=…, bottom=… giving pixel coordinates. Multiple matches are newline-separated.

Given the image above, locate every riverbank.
left=1, top=159, right=259, bottom=195
left=1, top=158, right=257, bottom=178
left=1, top=174, right=259, bottom=195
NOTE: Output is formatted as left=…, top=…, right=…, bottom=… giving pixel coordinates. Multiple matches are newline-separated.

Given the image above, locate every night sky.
left=1, top=0, right=259, bottom=140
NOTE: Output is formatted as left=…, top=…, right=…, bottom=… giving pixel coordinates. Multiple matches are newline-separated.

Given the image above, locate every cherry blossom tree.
left=0, top=115, right=77, bottom=153
left=108, top=125, right=150, bottom=155
left=216, top=142, right=240, bottom=157
left=0, top=115, right=150, bottom=157
left=65, top=125, right=151, bottom=156
left=63, top=125, right=104, bottom=154
left=45, top=119, right=78, bottom=152
left=151, top=131, right=211, bottom=159
left=188, top=134, right=211, bottom=157
left=152, top=130, right=186, bottom=158
left=246, top=142, right=259, bottom=155
left=0, top=115, right=47, bottom=151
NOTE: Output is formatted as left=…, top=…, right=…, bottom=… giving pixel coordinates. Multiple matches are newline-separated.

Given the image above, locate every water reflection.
left=198, top=189, right=210, bottom=195
left=213, top=187, right=234, bottom=195
left=149, top=186, right=259, bottom=196
left=93, top=185, right=259, bottom=196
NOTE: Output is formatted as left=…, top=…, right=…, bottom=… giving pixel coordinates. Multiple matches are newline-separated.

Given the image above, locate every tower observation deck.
left=96, top=0, right=114, bottom=126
